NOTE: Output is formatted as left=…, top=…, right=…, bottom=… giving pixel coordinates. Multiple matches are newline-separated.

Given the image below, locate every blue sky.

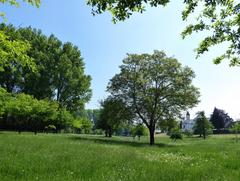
left=2, top=0, right=240, bottom=119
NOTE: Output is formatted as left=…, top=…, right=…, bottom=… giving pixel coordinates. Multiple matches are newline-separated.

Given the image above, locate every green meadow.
left=0, top=132, right=240, bottom=181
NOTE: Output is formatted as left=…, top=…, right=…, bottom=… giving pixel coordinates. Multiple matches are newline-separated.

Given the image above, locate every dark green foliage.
left=210, top=107, right=233, bottom=131
left=210, top=108, right=225, bottom=130
left=107, top=50, right=200, bottom=144
left=97, top=97, right=133, bottom=137
left=87, top=0, right=240, bottom=65
left=194, top=111, right=213, bottom=139
left=0, top=24, right=92, bottom=112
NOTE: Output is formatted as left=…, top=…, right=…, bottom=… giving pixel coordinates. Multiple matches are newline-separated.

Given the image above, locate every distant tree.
left=230, top=122, right=240, bottom=142
left=107, top=50, right=200, bottom=145
left=81, top=118, right=93, bottom=134
left=210, top=108, right=225, bottom=130
left=158, top=118, right=178, bottom=133
left=85, top=109, right=101, bottom=128
left=131, top=124, right=148, bottom=140
left=97, top=97, right=133, bottom=137
left=194, top=111, right=213, bottom=139
left=169, top=127, right=182, bottom=142
left=87, top=0, right=240, bottom=66
left=210, top=107, right=233, bottom=131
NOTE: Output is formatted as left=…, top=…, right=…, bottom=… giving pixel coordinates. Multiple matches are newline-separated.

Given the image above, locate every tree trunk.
left=149, top=126, right=155, bottom=145
left=108, top=129, right=112, bottom=138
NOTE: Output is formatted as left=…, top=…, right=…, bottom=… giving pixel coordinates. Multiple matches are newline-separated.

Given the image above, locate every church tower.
left=186, top=111, right=190, bottom=121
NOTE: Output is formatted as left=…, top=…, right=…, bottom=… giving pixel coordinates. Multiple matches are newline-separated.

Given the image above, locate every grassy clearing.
left=0, top=132, right=240, bottom=181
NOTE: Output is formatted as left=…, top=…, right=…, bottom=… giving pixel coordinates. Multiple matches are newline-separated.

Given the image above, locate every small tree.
left=230, top=122, right=240, bottom=142
left=131, top=124, right=148, bottom=140
left=194, top=111, right=213, bottom=139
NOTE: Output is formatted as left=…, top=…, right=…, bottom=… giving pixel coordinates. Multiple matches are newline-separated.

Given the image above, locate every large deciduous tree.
left=55, top=42, right=92, bottom=112
left=87, top=0, right=240, bottom=66
left=0, top=24, right=92, bottom=112
left=107, top=50, right=200, bottom=145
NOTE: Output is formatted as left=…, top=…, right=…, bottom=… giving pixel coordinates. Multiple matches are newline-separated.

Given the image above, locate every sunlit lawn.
left=0, top=132, right=239, bottom=181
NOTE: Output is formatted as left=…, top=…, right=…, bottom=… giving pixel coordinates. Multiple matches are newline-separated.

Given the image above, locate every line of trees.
left=0, top=88, right=93, bottom=134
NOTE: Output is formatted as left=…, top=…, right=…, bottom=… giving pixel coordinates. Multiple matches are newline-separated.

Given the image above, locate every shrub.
left=169, top=128, right=183, bottom=142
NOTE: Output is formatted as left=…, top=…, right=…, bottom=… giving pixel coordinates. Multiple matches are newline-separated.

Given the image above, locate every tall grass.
left=0, top=132, right=239, bottom=181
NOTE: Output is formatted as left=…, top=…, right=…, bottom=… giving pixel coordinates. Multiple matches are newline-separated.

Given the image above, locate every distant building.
left=181, top=112, right=196, bottom=132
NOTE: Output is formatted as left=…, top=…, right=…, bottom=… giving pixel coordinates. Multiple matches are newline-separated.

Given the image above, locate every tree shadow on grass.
left=69, top=135, right=175, bottom=148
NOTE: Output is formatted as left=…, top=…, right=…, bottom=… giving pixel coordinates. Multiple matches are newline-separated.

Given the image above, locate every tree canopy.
left=107, top=50, right=200, bottom=144
left=210, top=107, right=233, bottom=131
left=0, top=24, right=92, bottom=112
left=0, top=0, right=40, bottom=76
left=97, top=97, right=133, bottom=137
left=0, top=30, right=35, bottom=72
left=87, top=0, right=240, bottom=66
